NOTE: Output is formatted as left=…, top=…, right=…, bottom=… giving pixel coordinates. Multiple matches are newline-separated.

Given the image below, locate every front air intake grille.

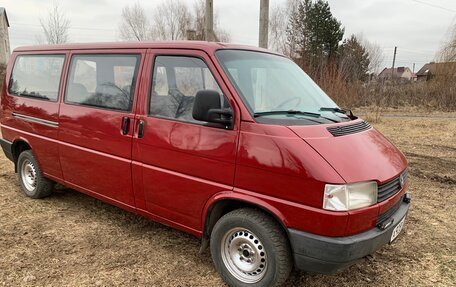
left=377, top=169, right=408, bottom=202
left=327, top=121, right=371, bottom=137
left=377, top=195, right=403, bottom=226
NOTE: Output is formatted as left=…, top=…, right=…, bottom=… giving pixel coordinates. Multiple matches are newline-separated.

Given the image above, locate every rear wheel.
left=210, top=208, right=292, bottom=287
left=17, top=150, right=53, bottom=199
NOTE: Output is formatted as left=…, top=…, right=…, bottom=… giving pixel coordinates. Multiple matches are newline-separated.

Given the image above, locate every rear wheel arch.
left=11, top=139, right=32, bottom=171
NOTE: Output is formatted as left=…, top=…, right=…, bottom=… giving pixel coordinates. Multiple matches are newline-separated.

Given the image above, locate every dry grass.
left=300, top=61, right=456, bottom=113
left=0, top=115, right=455, bottom=286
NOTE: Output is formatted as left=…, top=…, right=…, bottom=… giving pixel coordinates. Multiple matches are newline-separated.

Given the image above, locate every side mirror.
left=193, top=90, right=233, bottom=128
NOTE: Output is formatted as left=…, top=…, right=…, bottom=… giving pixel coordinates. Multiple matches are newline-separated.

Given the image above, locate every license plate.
left=390, top=217, right=406, bottom=243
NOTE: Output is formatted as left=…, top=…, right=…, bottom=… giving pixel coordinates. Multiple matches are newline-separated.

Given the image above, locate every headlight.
left=323, top=181, right=378, bottom=211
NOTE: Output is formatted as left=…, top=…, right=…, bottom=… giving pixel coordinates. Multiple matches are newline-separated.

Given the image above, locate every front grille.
left=377, top=196, right=403, bottom=226
left=377, top=169, right=408, bottom=202
left=327, top=121, right=371, bottom=137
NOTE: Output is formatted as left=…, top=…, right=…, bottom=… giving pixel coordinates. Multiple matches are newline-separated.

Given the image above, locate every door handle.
left=121, top=117, right=130, bottom=135
left=138, top=120, right=145, bottom=138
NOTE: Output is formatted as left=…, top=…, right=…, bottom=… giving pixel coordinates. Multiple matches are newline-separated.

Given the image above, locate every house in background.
left=0, top=7, right=10, bottom=65
left=378, top=66, right=413, bottom=82
left=416, top=62, right=456, bottom=81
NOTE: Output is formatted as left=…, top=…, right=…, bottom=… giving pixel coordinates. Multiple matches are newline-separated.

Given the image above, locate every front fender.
left=201, top=190, right=290, bottom=235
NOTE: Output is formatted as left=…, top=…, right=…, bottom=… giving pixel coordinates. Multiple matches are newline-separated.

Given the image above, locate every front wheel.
left=210, top=208, right=292, bottom=287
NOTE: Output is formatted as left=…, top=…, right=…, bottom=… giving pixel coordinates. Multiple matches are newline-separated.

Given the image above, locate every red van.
left=0, top=42, right=410, bottom=287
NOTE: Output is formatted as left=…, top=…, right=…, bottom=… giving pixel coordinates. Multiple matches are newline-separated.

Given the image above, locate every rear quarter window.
left=8, top=54, right=65, bottom=101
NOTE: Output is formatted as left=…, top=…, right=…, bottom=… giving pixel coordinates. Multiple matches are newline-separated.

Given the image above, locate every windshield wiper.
left=253, top=110, right=339, bottom=123
left=254, top=110, right=321, bottom=118
left=319, top=107, right=347, bottom=114
left=320, top=107, right=356, bottom=119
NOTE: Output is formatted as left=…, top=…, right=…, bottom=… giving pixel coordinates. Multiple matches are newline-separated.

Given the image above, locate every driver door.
left=132, top=50, right=239, bottom=232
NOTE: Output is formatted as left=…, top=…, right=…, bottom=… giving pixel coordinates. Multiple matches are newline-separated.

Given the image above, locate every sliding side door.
left=58, top=50, right=144, bottom=207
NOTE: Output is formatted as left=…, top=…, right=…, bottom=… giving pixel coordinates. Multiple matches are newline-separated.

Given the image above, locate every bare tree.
left=216, top=29, right=231, bottom=43
left=118, top=2, right=151, bottom=41
left=193, top=0, right=206, bottom=40
left=364, top=41, right=384, bottom=74
left=269, top=3, right=288, bottom=53
left=439, top=24, right=456, bottom=62
left=152, top=0, right=191, bottom=40
left=191, top=0, right=231, bottom=42
left=116, top=0, right=230, bottom=42
left=357, top=34, right=384, bottom=74
left=269, top=0, right=299, bottom=55
left=39, top=1, right=70, bottom=44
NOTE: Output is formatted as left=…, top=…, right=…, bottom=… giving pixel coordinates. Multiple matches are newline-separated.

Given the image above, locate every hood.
left=288, top=120, right=407, bottom=183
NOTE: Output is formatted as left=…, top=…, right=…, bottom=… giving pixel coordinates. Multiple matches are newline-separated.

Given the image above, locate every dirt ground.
left=0, top=115, right=455, bottom=287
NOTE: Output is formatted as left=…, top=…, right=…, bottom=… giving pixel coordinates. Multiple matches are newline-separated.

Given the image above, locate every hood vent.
left=327, top=121, right=371, bottom=137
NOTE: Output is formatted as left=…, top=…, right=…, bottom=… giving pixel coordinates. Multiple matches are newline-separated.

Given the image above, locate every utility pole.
left=259, top=0, right=269, bottom=48
left=412, top=63, right=415, bottom=73
left=391, top=46, right=397, bottom=79
left=205, top=0, right=214, bottom=41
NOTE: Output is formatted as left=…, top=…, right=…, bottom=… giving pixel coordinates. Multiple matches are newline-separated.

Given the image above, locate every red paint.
left=0, top=41, right=407, bottom=240
left=289, top=120, right=408, bottom=183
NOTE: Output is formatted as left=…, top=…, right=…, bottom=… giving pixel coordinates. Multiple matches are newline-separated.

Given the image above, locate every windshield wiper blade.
left=254, top=110, right=321, bottom=118
left=319, top=107, right=347, bottom=114
left=253, top=110, right=339, bottom=123
left=320, top=107, right=357, bottom=119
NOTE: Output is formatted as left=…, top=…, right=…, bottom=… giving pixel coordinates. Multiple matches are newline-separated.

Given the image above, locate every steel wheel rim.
left=21, top=159, right=37, bottom=193
left=221, top=227, right=267, bottom=283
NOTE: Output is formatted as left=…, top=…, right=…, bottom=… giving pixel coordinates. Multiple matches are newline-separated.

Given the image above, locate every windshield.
left=216, top=50, right=339, bottom=115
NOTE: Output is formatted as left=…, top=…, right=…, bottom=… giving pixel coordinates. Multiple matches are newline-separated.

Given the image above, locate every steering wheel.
left=274, top=97, right=302, bottom=110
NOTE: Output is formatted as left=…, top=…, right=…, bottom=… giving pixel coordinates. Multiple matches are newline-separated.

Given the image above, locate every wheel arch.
left=202, top=192, right=290, bottom=240
left=11, top=137, right=33, bottom=171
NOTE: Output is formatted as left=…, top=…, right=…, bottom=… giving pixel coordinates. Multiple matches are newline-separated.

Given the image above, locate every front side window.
left=9, top=54, right=65, bottom=101
left=150, top=56, right=227, bottom=124
left=66, top=54, right=140, bottom=111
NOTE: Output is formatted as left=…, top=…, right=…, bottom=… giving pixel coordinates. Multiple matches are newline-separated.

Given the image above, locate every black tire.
left=17, top=150, right=53, bottom=199
left=210, top=208, right=293, bottom=287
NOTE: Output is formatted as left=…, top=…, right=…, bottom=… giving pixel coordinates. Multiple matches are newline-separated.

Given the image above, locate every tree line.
left=269, top=0, right=383, bottom=82
left=37, top=0, right=455, bottom=84
left=37, top=0, right=230, bottom=45
left=118, top=0, right=230, bottom=42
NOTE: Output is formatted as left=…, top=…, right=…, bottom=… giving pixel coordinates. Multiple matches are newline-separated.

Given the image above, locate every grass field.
left=0, top=115, right=455, bottom=286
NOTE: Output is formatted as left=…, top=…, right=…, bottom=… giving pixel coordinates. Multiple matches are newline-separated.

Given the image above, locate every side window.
left=9, top=54, right=65, bottom=101
left=150, top=56, right=227, bottom=123
left=66, top=54, right=140, bottom=111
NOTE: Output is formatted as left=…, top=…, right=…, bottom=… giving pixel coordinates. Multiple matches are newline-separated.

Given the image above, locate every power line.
left=399, top=47, right=438, bottom=53
left=411, top=0, right=456, bottom=13
left=384, top=59, right=430, bottom=64
left=381, top=47, right=437, bottom=54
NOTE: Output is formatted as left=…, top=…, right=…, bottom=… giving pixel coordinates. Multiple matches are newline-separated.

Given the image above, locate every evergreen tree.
left=286, top=0, right=344, bottom=72
left=305, top=0, right=344, bottom=59
left=340, top=35, right=370, bottom=82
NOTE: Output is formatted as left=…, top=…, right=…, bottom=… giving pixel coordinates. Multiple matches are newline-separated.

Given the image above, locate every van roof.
left=13, top=41, right=276, bottom=54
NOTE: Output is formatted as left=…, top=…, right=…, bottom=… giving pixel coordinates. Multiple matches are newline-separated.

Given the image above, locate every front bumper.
left=289, top=195, right=410, bottom=274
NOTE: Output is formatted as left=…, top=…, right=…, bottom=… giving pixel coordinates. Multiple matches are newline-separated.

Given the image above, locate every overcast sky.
left=4, top=0, right=456, bottom=72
